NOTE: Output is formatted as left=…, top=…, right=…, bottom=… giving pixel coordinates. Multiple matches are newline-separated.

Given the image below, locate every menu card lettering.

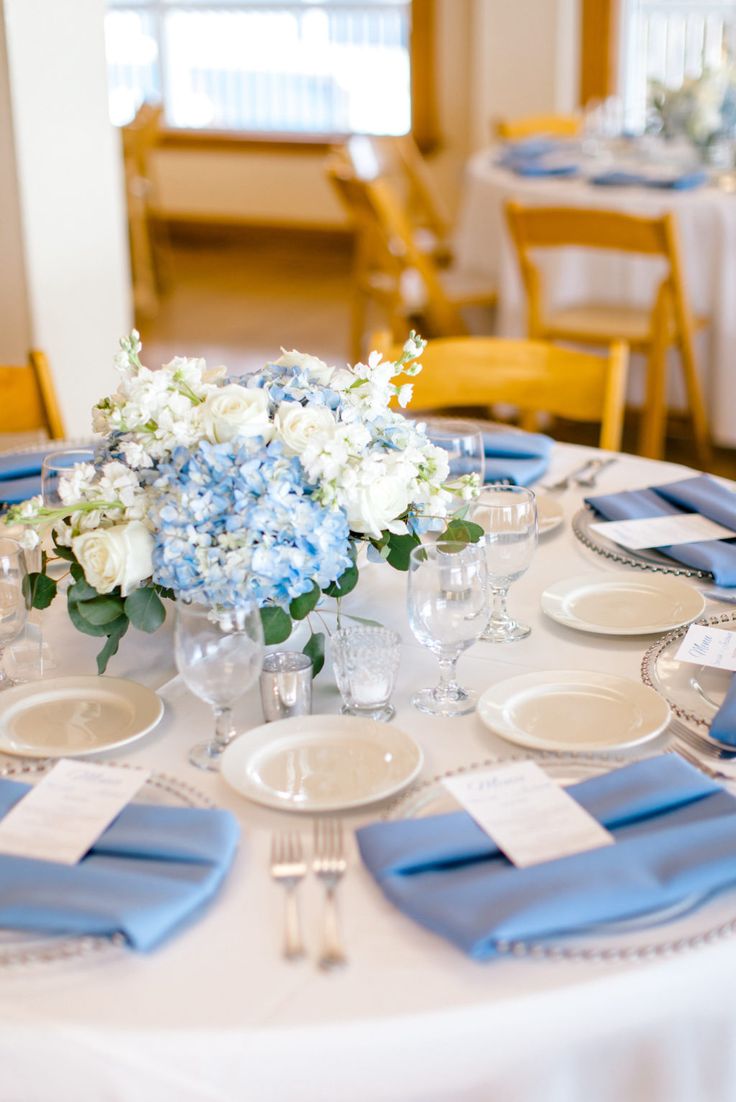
left=443, top=761, right=614, bottom=868
left=675, top=624, right=736, bottom=672
left=0, top=760, right=150, bottom=865
left=589, top=514, right=735, bottom=550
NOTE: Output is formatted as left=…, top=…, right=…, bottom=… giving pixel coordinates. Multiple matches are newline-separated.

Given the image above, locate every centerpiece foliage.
left=9, top=333, right=481, bottom=674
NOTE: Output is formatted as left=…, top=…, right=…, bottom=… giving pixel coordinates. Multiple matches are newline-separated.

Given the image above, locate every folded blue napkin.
left=0, top=778, right=240, bottom=950
left=357, top=755, right=736, bottom=960
left=504, top=138, right=560, bottom=160
left=0, top=473, right=42, bottom=505
left=590, top=170, right=707, bottom=190
left=586, top=475, right=736, bottom=585
left=0, top=446, right=60, bottom=505
left=710, top=679, right=736, bottom=746
left=482, top=430, right=553, bottom=486
left=510, top=161, right=579, bottom=178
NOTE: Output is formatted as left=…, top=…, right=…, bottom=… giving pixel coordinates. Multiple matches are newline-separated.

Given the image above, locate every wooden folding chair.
left=505, top=201, right=711, bottom=463
left=0, top=351, right=65, bottom=441
left=373, top=332, right=629, bottom=452
left=494, top=114, right=582, bottom=140
left=122, top=102, right=166, bottom=319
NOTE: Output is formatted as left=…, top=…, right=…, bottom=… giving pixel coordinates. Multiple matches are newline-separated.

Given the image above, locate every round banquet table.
left=454, top=150, right=736, bottom=448
left=4, top=441, right=736, bottom=1102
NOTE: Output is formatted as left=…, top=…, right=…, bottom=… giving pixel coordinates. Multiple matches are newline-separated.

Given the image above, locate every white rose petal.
left=273, top=349, right=336, bottom=386
left=346, top=474, right=411, bottom=539
left=274, top=402, right=336, bottom=456
left=72, top=521, right=154, bottom=596
left=201, top=384, right=274, bottom=444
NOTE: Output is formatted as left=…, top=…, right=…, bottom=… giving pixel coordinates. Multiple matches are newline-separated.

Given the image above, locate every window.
left=105, top=0, right=412, bottom=136
left=620, top=0, right=736, bottom=131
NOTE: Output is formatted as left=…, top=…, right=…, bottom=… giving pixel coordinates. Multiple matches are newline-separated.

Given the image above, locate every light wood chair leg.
left=640, top=337, right=668, bottom=460
left=678, top=332, right=713, bottom=470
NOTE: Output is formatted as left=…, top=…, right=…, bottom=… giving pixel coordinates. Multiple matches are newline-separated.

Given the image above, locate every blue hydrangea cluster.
left=150, top=438, right=352, bottom=608
left=246, top=363, right=342, bottom=411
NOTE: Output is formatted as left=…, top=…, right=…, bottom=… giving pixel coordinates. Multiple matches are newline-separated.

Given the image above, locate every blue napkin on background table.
left=0, top=446, right=58, bottom=505
left=481, top=429, right=553, bottom=486
left=510, top=161, right=579, bottom=178
left=0, top=778, right=239, bottom=950
left=586, top=475, right=736, bottom=585
left=590, top=170, right=707, bottom=190
left=357, top=755, right=736, bottom=960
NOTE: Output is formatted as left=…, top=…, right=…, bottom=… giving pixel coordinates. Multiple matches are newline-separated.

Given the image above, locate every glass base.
left=412, top=686, right=477, bottom=718
left=188, top=741, right=223, bottom=772
left=481, top=620, right=532, bottom=643
left=341, top=703, right=395, bottom=723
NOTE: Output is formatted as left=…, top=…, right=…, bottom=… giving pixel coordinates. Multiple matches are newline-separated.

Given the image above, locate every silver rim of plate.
left=572, top=505, right=714, bottom=580
left=641, top=610, right=736, bottom=735
left=386, top=753, right=736, bottom=963
left=0, top=763, right=212, bottom=969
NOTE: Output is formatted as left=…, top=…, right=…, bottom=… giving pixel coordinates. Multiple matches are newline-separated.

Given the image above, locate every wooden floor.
left=141, top=232, right=736, bottom=478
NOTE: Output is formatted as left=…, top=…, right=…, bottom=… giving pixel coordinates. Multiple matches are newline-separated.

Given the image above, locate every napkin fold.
left=710, top=679, right=736, bottom=747
left=0, top=446, right=59, bottom=505
left=590, top=170, right=707, bottom=190
left=357, top=755, right=736, bottom=960
left=509, top=161, right=579, bottom=178
left=0, top=778, right=240, bottom=950
left=586, top=475, right=736, bottom=585
left=481, top=429, right=553, bottom=486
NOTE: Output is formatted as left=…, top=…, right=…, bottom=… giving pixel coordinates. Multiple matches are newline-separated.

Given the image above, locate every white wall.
left=0, top=5, right=31, bottom=363
left=1, top=0, right=132, bottom=435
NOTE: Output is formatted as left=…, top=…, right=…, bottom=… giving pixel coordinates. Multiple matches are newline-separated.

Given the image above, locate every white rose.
left=273, top=349, right=336, bottom=386
left=201, top=385, right=274, bottom=444
left=72, top=521, right=154, bottom=596
left=274, top=402, right=336, bottom=456
left=346, top=474, right=411, bottom=539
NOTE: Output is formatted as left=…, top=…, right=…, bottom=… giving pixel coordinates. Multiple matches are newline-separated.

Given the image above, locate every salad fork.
left=270, top=832, right=307, bottom=961
left=313, top=819, right=348, bottom=970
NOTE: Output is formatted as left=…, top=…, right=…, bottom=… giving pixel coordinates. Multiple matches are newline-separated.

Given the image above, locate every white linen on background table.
left=454, top=151, right=736, bottom=447
left=4, top=443, right=736, bottom=1102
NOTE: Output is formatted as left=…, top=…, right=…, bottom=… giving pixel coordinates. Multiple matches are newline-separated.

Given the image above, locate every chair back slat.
left=0, top=351, right=65, bottom=439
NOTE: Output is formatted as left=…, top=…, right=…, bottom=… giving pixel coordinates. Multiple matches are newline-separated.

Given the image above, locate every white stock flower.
left=72, top=521, right=154, bottom=596
left=273, top=349, right=336, bottom=385
left=201, top=384, right=274, bottom=444
left=273, top=402, right=336, bottom=456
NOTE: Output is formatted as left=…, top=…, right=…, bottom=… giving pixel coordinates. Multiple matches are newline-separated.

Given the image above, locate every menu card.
left=675, top=624, right=736, bottom=672
left=0, top=760, right=150, bottom=865
left=589, top=514, right=735, bottom=550
left=443, top=761, right=614, bottom=868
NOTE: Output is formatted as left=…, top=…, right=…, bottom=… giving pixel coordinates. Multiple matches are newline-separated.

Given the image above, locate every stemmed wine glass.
left=472, top=486, right=538, bottom=643
left=424, top=418, right=485, bottom=485
left=174, top=601, right=264, bottom=771
left=0, top=539, right=29, bottom=690
left=407, top=540, right=488, bottom=717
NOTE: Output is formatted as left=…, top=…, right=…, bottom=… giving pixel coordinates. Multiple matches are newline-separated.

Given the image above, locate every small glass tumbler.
left=332, top=626, right=401, bottom=722
left=40, top=448, right=96, bottom=508
left=260, top=652, right=313, bottom=722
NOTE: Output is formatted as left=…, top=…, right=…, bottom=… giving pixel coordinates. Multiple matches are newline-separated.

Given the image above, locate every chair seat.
left=543, top=302, right=708, bottom=348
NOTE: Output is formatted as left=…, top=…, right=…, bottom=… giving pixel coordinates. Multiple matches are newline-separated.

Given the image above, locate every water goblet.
left=407, top=540, right=488, bottom=717
left=41, top=448, right=96, bottom=509
left=472, top=485, right=538, bottom=643
left=0, top=538, right=29, bottom=690
left=424, top=418, right=485, bottom=485
left=174, top=601, right=264, bottom=771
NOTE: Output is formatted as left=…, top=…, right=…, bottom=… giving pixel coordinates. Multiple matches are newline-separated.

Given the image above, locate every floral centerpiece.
left=649, top=63, right=736, bottom=150
left=8, top=333, right=480, bottom=674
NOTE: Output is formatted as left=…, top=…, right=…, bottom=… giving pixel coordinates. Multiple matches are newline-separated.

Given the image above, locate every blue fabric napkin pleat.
left=590, top=170, right=707, bottom=190
left=0, top=778, right=240, bottom=950
left=0, top=446, right=60, bottom=505
left=510, top=162, right=579, bottom=178
left=710, top=679, right=736, bottom=747
left=586, top=475, right=736, bottom=586
left=481, top=430, right=553, bottom=486
left=357, top=755, right=736, bottom=960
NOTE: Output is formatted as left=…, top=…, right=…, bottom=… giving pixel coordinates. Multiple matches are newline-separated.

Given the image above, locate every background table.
left=3, top=442, right=736, bottom=1102
left=454, top=151, right=736, bottom=447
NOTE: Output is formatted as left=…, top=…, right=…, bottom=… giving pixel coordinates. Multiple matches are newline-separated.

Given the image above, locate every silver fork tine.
left=313, top=818, right=348, bottom=971
left=270, top=831, right=306, bottom=961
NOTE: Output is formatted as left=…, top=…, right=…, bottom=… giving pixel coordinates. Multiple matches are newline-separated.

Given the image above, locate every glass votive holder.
left=40, top=448, right=96, bottom=508
left=260, top=651, right=313, bottom=722
left=332, top=626, right=401, bottom=723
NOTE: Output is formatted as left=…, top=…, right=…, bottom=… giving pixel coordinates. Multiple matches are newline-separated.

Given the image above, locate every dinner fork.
left=270, top=832, right=307, bottom=961
left=542, top=458, right=599, bottom=492
left=313, top=819, right=348, bottom=971
left=573, top=456, right=618, bottom=488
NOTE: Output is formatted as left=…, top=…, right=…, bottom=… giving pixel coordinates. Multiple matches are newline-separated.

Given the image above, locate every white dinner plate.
left=541, top=574, right=706, bottom=635
left=477, top=670, right=671, bottom=752
left=220, top=715, right=423, bottom=812
left=0, top=676, right=164, bottom=758
left=535, top=492, right=564, bottom=536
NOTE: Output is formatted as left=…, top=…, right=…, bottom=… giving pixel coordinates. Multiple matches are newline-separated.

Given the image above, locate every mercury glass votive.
left=332, top=626, right=401, bottom=722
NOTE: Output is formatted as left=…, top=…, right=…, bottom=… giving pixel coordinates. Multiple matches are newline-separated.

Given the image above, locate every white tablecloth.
left=3, top=443, right=736, bottom=1102
left=454, top=152, right=736, bottom=447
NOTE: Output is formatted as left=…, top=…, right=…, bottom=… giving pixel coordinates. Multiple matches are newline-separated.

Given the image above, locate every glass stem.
left=436, top=653, right=460, bottom=700
left=213, top=706, right=234, bottom=754
left=489, top=585, right=511, bottom=629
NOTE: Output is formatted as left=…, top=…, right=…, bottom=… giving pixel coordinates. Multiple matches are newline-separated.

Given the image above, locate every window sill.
left=160, top=128, right=349, bottom=154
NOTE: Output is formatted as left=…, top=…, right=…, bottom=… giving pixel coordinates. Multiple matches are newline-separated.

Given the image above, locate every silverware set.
left=543, top=456, right=617, bottom=492
left=270, top=819, right=348, bottom=969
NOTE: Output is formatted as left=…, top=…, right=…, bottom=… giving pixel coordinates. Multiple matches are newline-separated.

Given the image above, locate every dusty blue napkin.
left=0, top=446, right=59, bottom=505
left=510, top=161, right=579, bottom=178
left=586, top=475, right=736, bottom=585
left=357, top=755, right=736, bottom=960
left=710, top=680, right=736, bottom=747
left=0, top=778, right=240, bottom=950
left=590, top=170, right=707, bottom=190
left=482, top=430, right=553, bottom=485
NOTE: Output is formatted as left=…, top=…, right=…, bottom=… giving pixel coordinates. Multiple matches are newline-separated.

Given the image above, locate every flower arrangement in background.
left=9, top=333, right=480, bottom=673
left=648, top=62, right=736, bottom=149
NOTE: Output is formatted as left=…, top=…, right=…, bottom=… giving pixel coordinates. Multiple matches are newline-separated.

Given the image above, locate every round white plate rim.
left=477, top=669, right=671, bottom=751
left=0, top=675, right=164, bottom=758
left=541, top=573, right=706, bottom=635
left=535, top=492, right=564, bottom=535
left=220, top=714, right=424, bottom=812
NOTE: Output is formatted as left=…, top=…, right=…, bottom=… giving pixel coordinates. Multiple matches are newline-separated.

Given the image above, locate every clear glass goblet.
left=40, top=448, right=96, bottom=509
left=407, top=540, right=488, bottom=717
left=424, top=418, right=485, bottom=485
left=0, top=538, right=29, bottom=690
left=174, top=601, right=264, bottom=771
left=472, top=485, right=538, bottom=643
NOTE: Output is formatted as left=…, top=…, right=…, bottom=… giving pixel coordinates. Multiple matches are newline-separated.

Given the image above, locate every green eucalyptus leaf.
left=322, top=563, right=359, bottom=598
left=76, top=595, right=126, bottom=627
left=260, top=606, right=292, bottom=645
left=384, top=531, right=421, bottom=571
left=303, top=630, right=325, bottom=676
left=67, top=591, right=127, bottom=638
left=441, top=519, right=485, bottom=544
left=68, top=574, right=99, bottom=603
left=96, top=621, right=129, bottom=674
left=51, top=535, right=75, bottom=562
left=289, top=582, right=321, bottom=621
left=124, top=586, right=166, bottom=633
left=23, top=572, right=57, bottom=610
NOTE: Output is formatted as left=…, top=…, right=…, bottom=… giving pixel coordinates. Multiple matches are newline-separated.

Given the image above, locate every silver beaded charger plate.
left=0, top=758, right=213, bottom=969
left=641, top=610, right=736, bottom=741
left=572, top=505, right=714, bottom=580
left=385, top=753, right=736, bottom=963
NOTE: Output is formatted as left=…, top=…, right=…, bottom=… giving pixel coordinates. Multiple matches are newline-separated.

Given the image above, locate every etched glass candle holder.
left=332, top=626, right=401, bottom=722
